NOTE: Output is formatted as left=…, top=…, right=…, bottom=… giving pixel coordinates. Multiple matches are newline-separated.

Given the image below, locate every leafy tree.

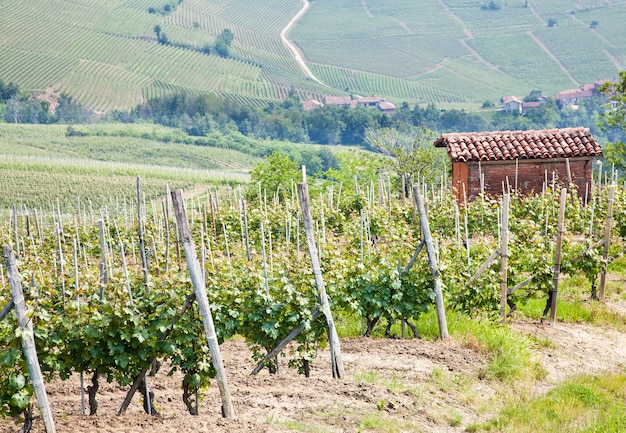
left=548, top=18, right=557, bottom=27
left=590, top=20, right=599, bottom=28
left=214, top=39, right=229, bottom=58
left=248, top=152, right=300, bottom=200
left=599, top=71, right=626, bottom=171
left=322, top=149, right=385, bottom=193
left=219, top=29, right=234, bottom=46
left=481, top=1, right=501, bottom=10
left=365, top=126, right=446, bottom=197
left=0, top=80, right=19, bottom=101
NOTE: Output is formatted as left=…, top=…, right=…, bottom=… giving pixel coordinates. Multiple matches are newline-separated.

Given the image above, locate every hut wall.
left=462, top=158, right=593, bottom=201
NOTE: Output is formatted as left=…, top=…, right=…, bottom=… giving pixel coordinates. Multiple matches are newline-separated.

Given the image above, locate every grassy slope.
left=0, top=123, right=258, bottom=209
left=0, top=0, right=625, bottom=111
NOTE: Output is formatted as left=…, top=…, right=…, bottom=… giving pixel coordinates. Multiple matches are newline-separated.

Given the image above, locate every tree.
left=214, top=39, right=229, bottom=58
left=548, top=18, right=557, bottom=27
left=248, top=152, right=300, bottom=200
left=599, top=71, right=626, bottom=171
left=219, top=29, right=234, bottom=46
left=365, top=126, right=446, bottom=198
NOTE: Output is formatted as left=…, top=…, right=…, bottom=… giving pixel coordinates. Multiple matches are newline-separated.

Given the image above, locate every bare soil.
left=3, top=302, right=626, bottom=433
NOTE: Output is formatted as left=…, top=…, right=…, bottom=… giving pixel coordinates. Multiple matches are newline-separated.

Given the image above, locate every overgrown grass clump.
left=421, top=311, right=544, bottom=382
left=468, top=369, right=626, bottom=432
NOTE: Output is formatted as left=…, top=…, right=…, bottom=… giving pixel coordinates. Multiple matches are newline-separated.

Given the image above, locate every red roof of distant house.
left=358, top=96, right=386, bottom=104
left=554, top=88, right=593, bottom=100
left=302, top=99, right=323, bottom=110
left=502, top=96, right=522, bottom=104
left=377, top=101, right=396, bottom=111
left=522, top=101, right=542, bottom=110
left=324, top=96, right=353, bottom=105
left=434, top=127, right=602, bottom=162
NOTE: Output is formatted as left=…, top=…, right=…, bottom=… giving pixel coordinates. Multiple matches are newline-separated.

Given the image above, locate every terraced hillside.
left=0, top=0, right=625, bottom=111
left=291, top=0, right=626, bottom=105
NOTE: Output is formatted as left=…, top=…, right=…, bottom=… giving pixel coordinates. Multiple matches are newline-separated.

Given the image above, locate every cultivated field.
left=1, top=153, right=626, bottom=431
left=0, top=123, right=254, bottom=210
left=1, top=0, right=625, bottom=111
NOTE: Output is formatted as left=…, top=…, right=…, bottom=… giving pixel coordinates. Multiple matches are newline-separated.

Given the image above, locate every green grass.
left=468, top=369, right=626, bottom=432
left=414, top=310, right=543, bottom=383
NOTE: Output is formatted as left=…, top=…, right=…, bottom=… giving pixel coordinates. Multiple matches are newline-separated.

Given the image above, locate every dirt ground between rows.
left=3, top=300, right=626, bottom=433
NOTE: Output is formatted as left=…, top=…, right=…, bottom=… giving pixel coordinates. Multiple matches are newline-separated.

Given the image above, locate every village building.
left=323, top=95, right=357, bottom=108
left=434, top=127, right=603, bottom=204
left=304, top=95, right=396, bottom=113
left=302, top=98, right=323, bottom=111
left=501, top=95, right=522, bottom=114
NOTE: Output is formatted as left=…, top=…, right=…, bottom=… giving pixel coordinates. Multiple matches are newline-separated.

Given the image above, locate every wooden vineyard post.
left=137, top=177, right=149, bottom=286
left=500, top=194, right=510, bottom=321
left=598, top=184, right=614, bottom=300
left=550, top=188, right=567, bottom=326
left=171, top=190, right=234, bottom=419
left=413, top=186, right=449, bottom=340
left=3, top=245, right=56, bottom=433
left=98, top=219, right=108, bottom=300
left=297, top=181, right=345, bottom=379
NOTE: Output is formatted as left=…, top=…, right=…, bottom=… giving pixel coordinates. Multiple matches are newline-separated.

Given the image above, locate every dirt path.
left=280, top=0, right=327, bottom=87
left=11, top=310, right=626, bottom=433
left=528, top=31, right=579, bottom=86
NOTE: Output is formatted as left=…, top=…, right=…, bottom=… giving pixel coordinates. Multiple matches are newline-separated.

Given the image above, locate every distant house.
left=434, top=127, right=602, bottom=203
left=356, top=96, right=396, bottom=113
left=304, top=95, right=396, bottom=113
left=375, top=100, right=396, bottom=114
left=521, top=100, right=542, bottom=114
left=302, top=98, right=323, bottom=111
left=323, top=96, right=356, bottom=108
left=501, top=96, right=522, bottom=114
left=554, top=88, right=594, bottom=107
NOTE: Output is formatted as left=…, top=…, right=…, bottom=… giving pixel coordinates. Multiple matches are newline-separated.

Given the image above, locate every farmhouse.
left=501, top=95, right=522, bottom=114
left=304, top=95, right=396, bottom=113
left=434, top=127, right=603, bottom=204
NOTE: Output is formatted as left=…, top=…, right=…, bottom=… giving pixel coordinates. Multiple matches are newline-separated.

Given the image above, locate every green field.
left=0, top=123, right=256, bottom=210
left=0, top=0, right=625, bottom=110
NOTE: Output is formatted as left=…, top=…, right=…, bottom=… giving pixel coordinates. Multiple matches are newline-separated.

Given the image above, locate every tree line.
left=1, top=76, right=625, bottom=164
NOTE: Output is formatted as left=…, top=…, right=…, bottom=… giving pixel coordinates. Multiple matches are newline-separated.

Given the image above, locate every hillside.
left=0, top=0, right=625, bottom=112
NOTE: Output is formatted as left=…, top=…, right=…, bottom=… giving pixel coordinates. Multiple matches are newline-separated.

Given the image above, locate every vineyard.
left=3, top=0, right=626, bottom=111
left=1, top=162, right=626, bottom=431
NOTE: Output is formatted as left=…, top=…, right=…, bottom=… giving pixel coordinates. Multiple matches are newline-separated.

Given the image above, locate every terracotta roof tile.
left=433, top=127, right=602, bottom=162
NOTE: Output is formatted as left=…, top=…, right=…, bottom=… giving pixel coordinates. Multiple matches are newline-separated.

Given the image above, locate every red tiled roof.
left=378, top=101, right=396, bottom=111
left=302, top=99, right=323, bottom=110
left=434, top=127, right=602, bottom=162
left=502, top=95, right=521, bottom=104
left=522, top=101, right=542, bottom=110
left=554, top=89, right=593, bottom=100
left=357, top=96, right=386, bottom=104
left=324, top=96, right=353, bottom=105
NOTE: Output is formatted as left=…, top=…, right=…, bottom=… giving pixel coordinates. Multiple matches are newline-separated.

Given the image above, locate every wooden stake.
left=297, top=182, right=344, bottom=379
left=241, top=197, right=251, bottom=261
left=413, top=186, right=449, bottom=340
left=3, top=245, right=56, bottom=433
left=171, top=190, right=234, bottom=418
left=98, top=220, right=108, bottom=300
left=137, top=177, right=149, bottom=286
left=500, top=194, right=510, bottom=321
left=599, top=184, right=614, bottom=300
left=550, top=188, right=567, bottom=326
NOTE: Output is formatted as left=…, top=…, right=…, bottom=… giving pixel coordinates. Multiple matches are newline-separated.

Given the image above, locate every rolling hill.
left=0, top=0, right=625, bottom=112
